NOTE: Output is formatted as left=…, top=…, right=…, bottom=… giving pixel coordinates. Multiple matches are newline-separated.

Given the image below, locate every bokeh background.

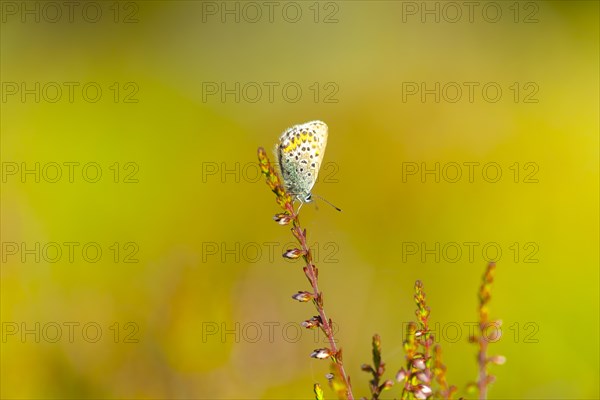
left=1, top=1, right=598, bottom=399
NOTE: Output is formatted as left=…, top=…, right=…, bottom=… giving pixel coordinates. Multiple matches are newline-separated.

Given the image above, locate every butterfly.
left=276, top=120, right=340, bottom=211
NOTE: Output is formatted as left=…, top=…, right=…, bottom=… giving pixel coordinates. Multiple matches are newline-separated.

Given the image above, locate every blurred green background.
left=1, top=1, right=598, bottom=399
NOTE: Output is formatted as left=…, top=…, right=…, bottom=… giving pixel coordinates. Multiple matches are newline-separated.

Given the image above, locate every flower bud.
left=380, top=380, right=394, bottom=390
left=395, top=368, right=407, bottom=382
left=291, top=291, right=313, bottom=302
left=416, top=370, right=431, bottom=383
left=283, top=248, right=305, bottom=259
left=314, top=383, right=324, bottom=400
left=489, top=355, right=507, bottom=365
left=302, top=316, right=322, bottom=329
left=310, top=348, right=333, bottom=359
left=412, top=356, right=426, bottom=370
left=273, top=213, right=293, bottom=225
left=361, top=364, right=374, bottom=373
left=413, top=384, right=432, bottom=399
left=466, top=382, right=478, bottom=393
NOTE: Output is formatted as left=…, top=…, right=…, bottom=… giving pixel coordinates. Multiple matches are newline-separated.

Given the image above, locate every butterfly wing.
left=276, top=120, right=328, bottom=200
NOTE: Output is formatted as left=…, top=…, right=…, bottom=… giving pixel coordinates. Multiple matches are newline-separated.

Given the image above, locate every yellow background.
left=1, top=1, right=598, bottom=399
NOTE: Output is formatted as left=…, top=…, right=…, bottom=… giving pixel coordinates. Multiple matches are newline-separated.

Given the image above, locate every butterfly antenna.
left=314, top=194, right=342, bottom=212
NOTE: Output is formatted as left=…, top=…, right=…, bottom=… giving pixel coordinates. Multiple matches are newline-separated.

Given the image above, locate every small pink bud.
left=273, top=213, right=293, bottom=225
left=361, top=364, right=374, bottom=373
left=412, top=357, right=426, bottom=370
left=416, top=370, right=431, bottom=383
left=380, top=380, right=394, bottom=390
left=283, top=248, right=305, bottom=259
left=413, top=384, right=432, bottom=399
left=310, top=348, right=332, bottom=359
left=415, top=329, right=427, bottom=338
left=395, top=368, right=407, bottom=382
left=302, top=316, right=321, bottom=329
left=489, top=355, right=507, bottom=365
left=483, top=323, right=502, bottom=342
left=291, top=291, right=313, bottom=302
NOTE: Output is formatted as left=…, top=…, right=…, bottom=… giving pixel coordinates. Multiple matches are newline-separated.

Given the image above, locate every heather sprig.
left=258, top=145, right=505, bottom=400
left=258, top=147, right=354, bottom=400
left=315, top=383, right=325, bottom=400
left=257, top=147, right=293, bottom=213
left=414, top=280, right=433, bottom=369
left=361, top=334, right=394, bottom=400
left=398, top=281, right=436, bottom=400
left=468, top=262, right=506, bottom=399
left=432, top=345, right=457, bottom=399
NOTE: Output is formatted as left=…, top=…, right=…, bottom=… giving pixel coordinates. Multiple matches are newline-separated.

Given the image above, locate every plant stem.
left=477, top=326, right=488, bottom=400
left=476, top=262, right=496, bottom=400
left=288, top=203, right=354, bottom=400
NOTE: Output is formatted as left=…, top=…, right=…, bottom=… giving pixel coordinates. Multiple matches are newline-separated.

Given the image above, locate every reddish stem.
left=477, top=324, right=488, bottom=400
left=287, top=203, right=354, bottom=400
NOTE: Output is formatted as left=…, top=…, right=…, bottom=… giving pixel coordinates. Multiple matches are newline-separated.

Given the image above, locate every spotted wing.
left=276, top=120, right=328, bottom=198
